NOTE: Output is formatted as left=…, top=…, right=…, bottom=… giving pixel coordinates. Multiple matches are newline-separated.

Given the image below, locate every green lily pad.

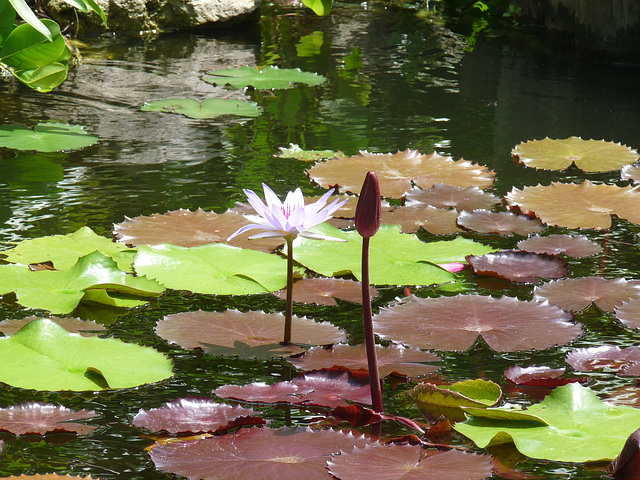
left=455, top=383, right=640, bottom=462
left=0, top=123, right=98, bottom=152
left=2, top=226, right=136, bottom=272
left=133, top=243, right=289, bottom=295
left=292, top=223, right=495, bottom=285
left=0, top=251, right=164, bottom=314
left=0, top=319, right=173, bottom=390
left=204, top=66, right=325, bottom=90
left=140, top=97, right=261, bottom=119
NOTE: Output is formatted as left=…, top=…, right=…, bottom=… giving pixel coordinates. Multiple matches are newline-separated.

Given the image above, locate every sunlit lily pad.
left=506, top=180, right=640, bottom=229
left=0, top=402, right=97, bottom=435
left=565, top=345, right=640, bottom=376
left=467, top=250, right=569, bottom=284
left=380, top=205, right=462, bottom=234
left=204, top=66, right=325, bottom=89
left=140, top=97, right=260, bottom=118
left=621, top=163, right=640, bottom=183
left=132, top=397, right=265, bottom=434
left=455, top=383, right=640, bottom=462
left=533, top=277, right=640, bottom=313
left=0, top=316, right=106, bottom=337
left=150, top=426, right=372, bottom=480
left=155, top=310, right=346, bottom=359
left=327, top=443, right=493, bottom=480
left=457, top=210, right=545, bottom=236
left=287, top=343, right=441, bottom=378
left=307, top=149, right=495, bottom=198
left=0, top=319, right=173, bottom=390
left=373, top=294, right=580, bottom=352
left=405, top=183, right=501, bottom=211
left=0, top=123, right=98, bottom=152
left=517, top=234, right=602, bottom=257
left=615, top=298, right=640, bottom=329
left=512, top=137, right=638, bottom=172
left=273, top=277, right=377, bottom=305
left=504, top=365, right=583, bottom=387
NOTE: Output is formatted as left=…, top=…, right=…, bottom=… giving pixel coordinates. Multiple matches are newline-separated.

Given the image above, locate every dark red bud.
left=355, top=171, right=381, bottom=238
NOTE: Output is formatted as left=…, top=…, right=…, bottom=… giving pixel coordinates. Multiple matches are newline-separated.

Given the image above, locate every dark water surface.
left=1, top=2, right=640, bottom=478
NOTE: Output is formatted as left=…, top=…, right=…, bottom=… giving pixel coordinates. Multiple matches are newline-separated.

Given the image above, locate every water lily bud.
left=355, top=171, right=381, bottom=238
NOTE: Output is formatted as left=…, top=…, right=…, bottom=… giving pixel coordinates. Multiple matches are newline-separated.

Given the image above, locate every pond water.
left=1, top=2, right=640, bottom=478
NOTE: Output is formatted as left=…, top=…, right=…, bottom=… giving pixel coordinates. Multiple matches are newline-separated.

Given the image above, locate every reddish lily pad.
left=467, top=250, right=569, bottom=284
left=0, top=316, right=106, bottom=337
left=155, top=310, right=346, bottom=359
left=533, top=277, right=640, bottom=313
left=307, top=149, right=495, bottom=198
left=504, top=365, right=583, bottom=387
left=132, top=397, right=265, bottom=434
left=0, top=402, right=97, bottom=435
left=517, top=234, right=602, bottom=257
left=328, top=443, right=493, bottom=480
left=273, top=277, right=378, bottom=305
left=373, top=294, right=580, bottom=352
left=150, top=426, right=373, bottom=480
left=287, top=343, right=441, bottom=378
left=405, top=183, right=501, bottom=211
left=329, top=405, right=382, bottom=427
left=380, top=205, right=461, bottom=234
left=566, top=346, right=640, bottom=376
left=457, top=210, right=545, bottom=236
left=615, top=298, right=640, bottom=329
left=506, top=180, right=640, bottom=229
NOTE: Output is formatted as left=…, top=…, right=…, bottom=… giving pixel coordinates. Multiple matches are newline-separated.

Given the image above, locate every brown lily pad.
left=467, top=250, right=569, bottom=284
left=381, top=205, right=462, bottom=234
left=0, top=316, right=106, bottom=337
left=273, top=277, right=378, bottom=305
left=615, top=298, right=640, bottom=329
left=506, top=180, right=640, bottom=229
left=621, top=163, right=640, bottom=183
left=307, top=149, right=495, bottom=198
left=150, top=426, right=373, bottom=480
left=404, top=183, right=501, bottom=211
left=457, top=210, right=545, bottom=236
left=132, top=397, right=265, bottom=434
left=533, top=277, right=640, bottom=313
left=517, top=234, right=602, bottom=257
left=512, top=137, right=638, bottom=172
left=504, top=365, right=583, bottom=387
left=155, top=310, right=346, bottom=360
left=0, top=402, right=97, bottom=435
left=287, top=343, right=441, bottom=378
left=607, top=428, right=640, bottom=479
left=327, top=443, right=493, bottom=480
left=373, top=294, right=580, bottom=352
left=566, top=345, right=640, bottom=375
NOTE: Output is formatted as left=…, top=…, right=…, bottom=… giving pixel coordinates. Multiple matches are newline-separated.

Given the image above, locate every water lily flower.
left=227, top=184, right=348, bottom=242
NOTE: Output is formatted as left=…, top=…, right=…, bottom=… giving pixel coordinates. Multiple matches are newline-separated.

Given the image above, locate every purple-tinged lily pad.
left=0, top=402, right=97, bottom=435
left=381, top=205, right=461, bottom=234
left=373, top=294, right=580, bottom=352
left=533, top=277, right=640, bottom=313
left=615, top=298, right=640, bottom=329
left=273, top=277, right=378, bottom=305
left=405, top=183, right=501, bottom=212
left=517, top=234, right=602, bottom=257
left=457, top=210, right=545, bottom=236
left=504, top=365, right=584, bottom=387
left=566, top=346, right=640, bottom=376
left=467, top=250, right=569, bottom=284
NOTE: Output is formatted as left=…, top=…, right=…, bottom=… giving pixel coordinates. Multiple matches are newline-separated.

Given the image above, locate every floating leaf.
left=275, top=144, right=338, bottom=162
left=615, top=298, right=640, bottom=329
left=328, top=443, right=493, bottom=480
left=140, top=97, right=260, bottom=118
left=512, top=137, right=638, bottom=172
left=0, top=402, right=97, bottom=435
left=273, top=277, right=377, bottom=305
left=132, top=397, right=265, bottom=434
left=565, top=345, right=640, bottom=376
left=0, top=475, right=98, bottom=479
left=0, top=251, right=164, bottom=314
left=0, top=319, right=173, bottom=390
left=204, top=66, right=325, bottom=89
left=455, top=383, right=640, bottom=462
left=150, top=426, right=372, bottom=480
left=287, top=343, right=441, bottom=378
left=0, top=316, right=106, bottom=337
left=533, top=277, right=640, bottom=313
left=307, top=149, right=495, bottom=198
left=504, top=365, right=583, bottom=387
left=0, top=123, right=98, bottom=152
left=293, top=223, right=495, bottom=286
left=405, top=183, right=501, bottom=211
left=517, top=234, right=602, bottom=257
left=380, top=205, right=462, bottom=234
left=621, top=163, right=640, bottom=183
left=467, top=250, right=568, bottom=284
left=155, top=310, right=345, bottom=359
left=457, top=210, right=545, bottom=236
left=608, top=428, right=640, bottom=479
left=506, top=180, right=640, bottom=229
left=373, top=294, right=580, bottom=352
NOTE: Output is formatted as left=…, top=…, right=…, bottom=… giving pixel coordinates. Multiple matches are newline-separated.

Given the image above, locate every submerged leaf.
left=0, top=402, right=97, bottom=435
left=204, top=66, right=325, bottom=89
left=140, top=97, right=260, bottom=118
left=533, top=277, right=640, bottom=312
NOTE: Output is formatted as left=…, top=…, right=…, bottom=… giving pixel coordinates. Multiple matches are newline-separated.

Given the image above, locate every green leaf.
left=292, top=223, right=495, bottom=285
left=0, top=0, right=16, bottom=43
left=0, top=251, right=164, bottom=314
left=0, top=19, right=63, bottom=69
left=14, top=60, right=68, bottom=92
left=7, top=0, right=52, bottom=41
left=2, top=226, right=136, bottom=272
left=0, top=122, right=98, bottom=152
left=204, top=66, right=325, bottom=90
left=455, top=383, right=640, bottom=462
left=141, top=97, right=261, bottom=119
left=301, top=0, right=331, bottom=16
left=81, top=0, right=107, bottom=25
left=133, top=243, right=289, bottom=295
left=0, top=319, right=173, bottom=390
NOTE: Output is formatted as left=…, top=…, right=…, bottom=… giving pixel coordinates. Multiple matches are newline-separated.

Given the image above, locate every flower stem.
left=284, top=236, right=294, bottom=345
left=362, top=237, right=384, bottom=413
